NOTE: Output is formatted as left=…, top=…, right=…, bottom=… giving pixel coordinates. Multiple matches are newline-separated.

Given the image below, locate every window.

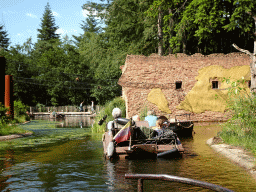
left=212, top=81, right=218, bottom=89
left=247, top=80, right=251, bottom=88
left=175, top=81, right=182, bottom=89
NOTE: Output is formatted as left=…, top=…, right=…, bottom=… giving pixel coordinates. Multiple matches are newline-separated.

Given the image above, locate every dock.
left=32, top=112, right=96, bottom=116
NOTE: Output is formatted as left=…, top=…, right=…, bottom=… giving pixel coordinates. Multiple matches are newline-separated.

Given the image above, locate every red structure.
left=0, top=56, right=5, bottom=105
left=5, top=75, right=14, bottom=119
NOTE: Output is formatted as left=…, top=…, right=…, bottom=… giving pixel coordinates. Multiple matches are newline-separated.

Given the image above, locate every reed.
left=91, top=97, right=126, bottom=133
left=219, top=94, right=256, bottom=156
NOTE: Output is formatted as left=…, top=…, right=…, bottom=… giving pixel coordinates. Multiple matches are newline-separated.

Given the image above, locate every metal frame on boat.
left=167, top=114, right=194, bottom=137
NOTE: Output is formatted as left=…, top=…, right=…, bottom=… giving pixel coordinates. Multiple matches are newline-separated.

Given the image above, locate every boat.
left=101, top=118, right=184, bottom=160
left=164, top=114, right=194, bottom=137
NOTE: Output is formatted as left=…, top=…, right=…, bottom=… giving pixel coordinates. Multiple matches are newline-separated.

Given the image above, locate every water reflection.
left=34, top=115, right=95, bottom=128
left=1, top=122, right=256, bottom=191
left=0, top=150, right=14, bottom=191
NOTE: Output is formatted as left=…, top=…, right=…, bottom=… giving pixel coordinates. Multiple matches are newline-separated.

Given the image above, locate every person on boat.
left=152, top=119, right=164, bottom=137
left=107, top=108, right=122, bottom=136
left=145, top=110, right=157, bottom=127
left=132, top=115, right=140, bottom=121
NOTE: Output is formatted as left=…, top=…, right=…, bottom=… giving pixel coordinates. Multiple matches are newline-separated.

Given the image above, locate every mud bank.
left=207, top=137, right=256, bottom=180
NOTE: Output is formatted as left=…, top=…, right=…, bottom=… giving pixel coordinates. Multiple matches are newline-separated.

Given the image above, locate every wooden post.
left=5, top=75, right=14, bottom=119
left=0, top=57, right=6, bottom=105
left=138, top=179, right=144, bottom=192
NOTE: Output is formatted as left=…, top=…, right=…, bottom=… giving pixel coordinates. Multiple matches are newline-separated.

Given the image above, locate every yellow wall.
left=177, top=65, right=250, bottom=113
left=147, top=88, right=172, bottom=114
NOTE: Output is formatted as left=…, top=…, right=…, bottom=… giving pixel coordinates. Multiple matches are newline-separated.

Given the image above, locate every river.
left=0, top=117, right=256, bottom=191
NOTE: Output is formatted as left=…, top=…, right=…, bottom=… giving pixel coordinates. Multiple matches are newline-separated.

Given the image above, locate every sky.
left=0, top=0, right=99, bottom=47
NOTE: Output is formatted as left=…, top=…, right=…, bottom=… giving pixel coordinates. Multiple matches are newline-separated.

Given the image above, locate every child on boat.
left=152, top=119, right=164, bottom=137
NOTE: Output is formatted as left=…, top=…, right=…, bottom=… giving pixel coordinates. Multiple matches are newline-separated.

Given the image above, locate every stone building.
left=118, top=53, right=251, bottom=122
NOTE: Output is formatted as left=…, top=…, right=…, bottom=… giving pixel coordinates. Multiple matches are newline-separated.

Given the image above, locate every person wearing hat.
left=107, top=108, right=122, bottom=136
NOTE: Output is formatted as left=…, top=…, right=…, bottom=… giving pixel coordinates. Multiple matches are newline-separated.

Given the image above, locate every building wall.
left=120, top=53, right=250, bottom=121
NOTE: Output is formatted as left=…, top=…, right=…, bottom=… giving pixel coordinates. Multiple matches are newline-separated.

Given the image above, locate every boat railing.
left=175, top=113, right=192, bottom=121
left=125, top=174, right=234, bottom=192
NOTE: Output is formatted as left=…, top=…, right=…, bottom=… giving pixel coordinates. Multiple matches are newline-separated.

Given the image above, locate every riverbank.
left=0, top=121, right=32, bottom=141
left=207, top=137, right=256, bottom=180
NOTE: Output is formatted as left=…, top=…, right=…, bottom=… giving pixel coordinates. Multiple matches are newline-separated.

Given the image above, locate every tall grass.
left=91, top=97, right=126, bottom=133
left=0, top=101, right=30, bottom=136
left=219, top=92, right=256, bottom=156
left=0, top=123, right=29, bottom=136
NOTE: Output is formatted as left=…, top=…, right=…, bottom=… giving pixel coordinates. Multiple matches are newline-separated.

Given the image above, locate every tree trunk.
left=158, top=7, right=163, bottom=56
left=233, top=14, right=256, bottom=92
left=168, top=8, right=174, bottom=54
left=252, top=37, right=256, bottom=92
left=183, top=39, right=186, bottom=54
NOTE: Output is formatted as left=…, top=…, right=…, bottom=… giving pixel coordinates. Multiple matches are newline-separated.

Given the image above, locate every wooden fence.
left=30, top=105, right=102, bottom=113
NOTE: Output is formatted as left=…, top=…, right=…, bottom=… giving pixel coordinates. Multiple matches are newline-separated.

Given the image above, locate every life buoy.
left=107, top=141, right=115, bottom=157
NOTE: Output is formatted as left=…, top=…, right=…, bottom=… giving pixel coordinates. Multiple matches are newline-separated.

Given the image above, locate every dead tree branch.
left=232, top=44, right=253, bottom=58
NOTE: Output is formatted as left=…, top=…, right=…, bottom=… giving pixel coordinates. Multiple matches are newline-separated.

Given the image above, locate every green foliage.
left=139, top=105, right=148, bottom=121
left=37, top=2, right=60, bottom=41
left=0, top=104, right=11, bottom=124
left=171, top=0, right=256, bottom=54
left=0, top=103, right=29, bottom=136
left=81, top=15, right=101, bottom=33
left=220, top=78, right=256, bottom=155
left=0, top=24, right=10, bottom=51
left=0, top=123, right=28, bottom=136
left=14, top=100, right=29, bottom=117
left=0, top=120, right=87, bottom=150
left=2, top=0, right=256, bottom=107
left=92, top=97, right=126, bottom=133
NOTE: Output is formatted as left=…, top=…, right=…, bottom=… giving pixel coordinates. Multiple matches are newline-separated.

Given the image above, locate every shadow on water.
left=1, top=120, right=256, bottom=191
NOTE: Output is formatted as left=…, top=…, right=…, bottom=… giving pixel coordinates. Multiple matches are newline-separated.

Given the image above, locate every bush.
left=14, top=100, right=29, bottom=117
left=219, top=78, right=256, bottom=155
left=0, top=104, right=11, bottom=124
left=92, top=97, right=126, bottom=133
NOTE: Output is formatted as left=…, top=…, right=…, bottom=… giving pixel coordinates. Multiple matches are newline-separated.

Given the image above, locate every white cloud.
left=82, top=9, right=90, bottom=17
left=82, top=9, right=100, bottom=19
left=52, top=11, right=60, bottom=17
left=26, top=13, right=37, bottom=18
left=55, top=28, right=65, bottom=35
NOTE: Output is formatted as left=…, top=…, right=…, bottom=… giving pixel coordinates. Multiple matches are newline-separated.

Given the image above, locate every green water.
left=0, top=120, right=256, bottom=191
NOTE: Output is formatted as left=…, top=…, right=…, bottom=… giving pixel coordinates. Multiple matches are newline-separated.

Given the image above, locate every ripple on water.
left=1, top=122, right=256, bottom=191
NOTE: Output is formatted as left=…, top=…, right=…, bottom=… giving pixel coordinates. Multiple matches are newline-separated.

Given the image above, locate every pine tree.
left=81, top=15, right=100, bottom=33
left=72, top=12, right=101, bottom=46
left=37, top=2, right=60, bottom=41
left=0, top=24, right=10, bottom=51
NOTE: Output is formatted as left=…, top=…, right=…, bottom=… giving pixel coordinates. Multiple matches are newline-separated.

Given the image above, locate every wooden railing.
left=30, top=105, right=102, bottom=113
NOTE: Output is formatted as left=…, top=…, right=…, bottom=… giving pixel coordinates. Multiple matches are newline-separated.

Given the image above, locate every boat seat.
left=139, top=127, right=155, bottom=139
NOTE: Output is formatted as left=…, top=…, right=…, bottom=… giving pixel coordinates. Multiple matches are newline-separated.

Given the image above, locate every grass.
left=218, top=92, right=256, bottom=156
left=0, top=120, right=90, bottom=151
left=0, top=123, right=30, bottom=136
left=0, top=115, right=31, bottom=136
left=92, top=97, right=126, bottom=133
left=219, top=123, right=256, bottom=156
